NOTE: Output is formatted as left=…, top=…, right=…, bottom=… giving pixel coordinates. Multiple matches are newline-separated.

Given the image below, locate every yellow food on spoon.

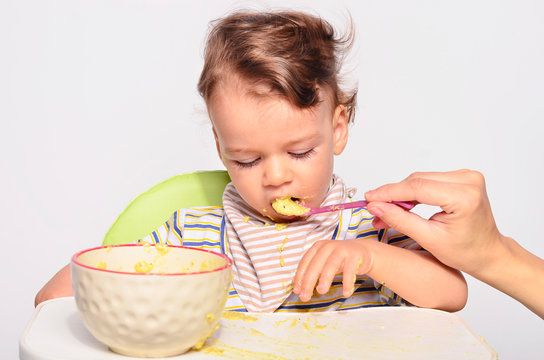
left=272, top=197, right=309, bottom=216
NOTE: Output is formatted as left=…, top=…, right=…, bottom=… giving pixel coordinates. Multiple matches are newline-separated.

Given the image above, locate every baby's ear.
left=333, top=105, right=349, bottom=155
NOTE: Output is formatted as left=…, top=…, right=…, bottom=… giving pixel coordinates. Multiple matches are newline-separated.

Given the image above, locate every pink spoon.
left=302, top=200, right=415, bottom=215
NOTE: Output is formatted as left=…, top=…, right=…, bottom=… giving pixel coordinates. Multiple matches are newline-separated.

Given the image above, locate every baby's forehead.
left=208, top=72, right=334, bottom=110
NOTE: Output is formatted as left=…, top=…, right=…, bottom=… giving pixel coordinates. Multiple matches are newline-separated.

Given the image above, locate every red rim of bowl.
left=71, top=244, right=232, bottom=276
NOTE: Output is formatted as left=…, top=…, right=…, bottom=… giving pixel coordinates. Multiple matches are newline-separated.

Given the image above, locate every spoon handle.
left=306, top=200, right=414, bottom=215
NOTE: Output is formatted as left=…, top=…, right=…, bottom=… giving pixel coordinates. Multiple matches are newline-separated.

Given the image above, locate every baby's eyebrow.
left=282, top=131, right=321, bottom=147
left=293, top=137, right=317, bottom=146
left=223, top=147, right=254, bottom=154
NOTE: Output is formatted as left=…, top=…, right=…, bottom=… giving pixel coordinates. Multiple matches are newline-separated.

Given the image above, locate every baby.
left=36, top=10, right=467, bottom=313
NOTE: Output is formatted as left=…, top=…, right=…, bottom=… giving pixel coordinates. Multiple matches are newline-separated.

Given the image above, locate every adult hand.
left=364, top=169, right=544, bottom=318
left=364, top=169, right=500, bottom=275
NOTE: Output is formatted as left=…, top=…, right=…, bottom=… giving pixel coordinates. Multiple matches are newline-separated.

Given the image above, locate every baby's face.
left=208, top=76, right=348, bottom=222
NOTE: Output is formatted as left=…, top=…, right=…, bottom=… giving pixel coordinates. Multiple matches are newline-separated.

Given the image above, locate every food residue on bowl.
left=200, top=258, right=220, bottom=272
left=94, top=243, right=223, bottom=275
left=134, top=260, right=154, bottom=273
left=272, top=197, right=309, bottom=216
left=155, top=243, right=170, bottom=256
left=194, top=323, right=220, bottom=350
left=206, top=313, right=215, bottom=323
left=143, top=242, right=152, bottom=252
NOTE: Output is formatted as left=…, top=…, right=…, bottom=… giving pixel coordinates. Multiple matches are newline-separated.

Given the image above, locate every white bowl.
left=71, top=244, right=232, bottom=357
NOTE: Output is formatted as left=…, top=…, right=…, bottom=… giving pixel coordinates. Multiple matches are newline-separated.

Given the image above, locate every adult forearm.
left=472, top=236, right=544, bottom=319
left=365, top=241, right=467, bottom=312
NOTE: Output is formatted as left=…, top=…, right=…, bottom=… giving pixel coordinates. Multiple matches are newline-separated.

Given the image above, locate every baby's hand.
left=293, top=240, right=372, bottom=302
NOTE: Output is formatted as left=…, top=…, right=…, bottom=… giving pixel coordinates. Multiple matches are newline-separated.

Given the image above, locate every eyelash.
left=234, top=158, right=260, bottom=169
left=289, top=149, right=315, bottom=160
left=232, top=149, right=315, bottom=169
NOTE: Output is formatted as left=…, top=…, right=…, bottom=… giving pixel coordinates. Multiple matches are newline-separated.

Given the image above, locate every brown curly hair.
left=197, top=10, right=357, bottom=123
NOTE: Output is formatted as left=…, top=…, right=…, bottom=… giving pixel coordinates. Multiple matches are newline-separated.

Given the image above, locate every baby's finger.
left=316, top=253, right=344, bottom=295
left=342, top=256, right=360, bottom=298
left=293, top=241, right=323, bottom=295
left=298, top=243, right=335, bottom=301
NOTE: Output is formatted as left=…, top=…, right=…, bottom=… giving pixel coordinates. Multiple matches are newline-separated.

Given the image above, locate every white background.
left=2, top=0, right=543, bottom=358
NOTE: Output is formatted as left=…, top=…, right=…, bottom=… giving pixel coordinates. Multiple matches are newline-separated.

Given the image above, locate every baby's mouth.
left=271, top=196, right=310, bottom=217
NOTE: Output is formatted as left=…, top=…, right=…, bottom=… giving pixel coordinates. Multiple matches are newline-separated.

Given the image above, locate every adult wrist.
left=469, top=233, right=514, bottom=287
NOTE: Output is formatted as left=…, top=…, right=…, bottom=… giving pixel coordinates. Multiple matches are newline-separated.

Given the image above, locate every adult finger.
left=402, top=169, right=485, bottom=186
left=365, top=178, right=469, bottom=211
left=366, top=202, right=438, bottom=249
left=372, top=217, right=389, bottom=229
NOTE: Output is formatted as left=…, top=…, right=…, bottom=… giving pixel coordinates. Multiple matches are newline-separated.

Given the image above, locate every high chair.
left=102, top=170, right=231, bottom=246
left=22, top=171, right=496, bottom=359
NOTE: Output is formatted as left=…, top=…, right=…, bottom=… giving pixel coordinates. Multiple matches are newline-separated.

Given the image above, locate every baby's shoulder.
left=170, top=206, right=225, bottom=225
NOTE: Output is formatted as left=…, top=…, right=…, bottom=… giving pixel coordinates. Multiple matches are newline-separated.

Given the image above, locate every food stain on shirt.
left=275, top=223, right=288, bottom=231
left=277, top=236, right=288, bottom=252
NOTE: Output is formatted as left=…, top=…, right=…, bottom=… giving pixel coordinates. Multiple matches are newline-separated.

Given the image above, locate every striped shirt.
left=138, top=205, right=421, bottom=313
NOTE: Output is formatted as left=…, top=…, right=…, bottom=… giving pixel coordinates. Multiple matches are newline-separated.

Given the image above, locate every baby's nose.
left=263, top=157, right=293, bottom=187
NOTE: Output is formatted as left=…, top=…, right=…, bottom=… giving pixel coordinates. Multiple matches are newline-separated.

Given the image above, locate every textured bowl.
left=71, top=244, right=232, bottom=357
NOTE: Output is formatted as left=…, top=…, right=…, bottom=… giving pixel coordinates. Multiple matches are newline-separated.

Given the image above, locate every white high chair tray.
left=20, top=297, right=496, bottom=360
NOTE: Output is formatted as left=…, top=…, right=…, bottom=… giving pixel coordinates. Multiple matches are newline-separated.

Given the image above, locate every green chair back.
left=102, top=170, right=231, bottom=245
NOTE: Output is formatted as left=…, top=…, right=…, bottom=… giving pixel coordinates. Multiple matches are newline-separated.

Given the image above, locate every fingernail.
left=364, top=190, right=375, bottom=199
left=367, top=203, right=383, bottom=217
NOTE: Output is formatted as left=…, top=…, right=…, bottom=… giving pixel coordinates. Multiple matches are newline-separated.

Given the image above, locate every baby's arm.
left=35, top=263, right=72, bottom=306
left=293, top=239, right=467, bottom=312
left=35, top=216, right=175, bottom=307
